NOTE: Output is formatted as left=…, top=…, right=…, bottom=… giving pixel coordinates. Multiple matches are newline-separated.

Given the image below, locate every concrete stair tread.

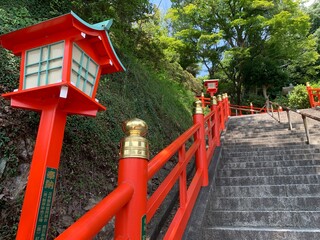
left=205, top=226, right=320, bottom=232
left=221, top=159, right=320, bottom=169
left=222, top=154, right=320, bottom=162
left=210, top=196, right=320, bottom=210
left=220, top=165, right=320, bottom=171
left=204, top=210, right=320, bottom=228
left=216, top=174, right=320, bottom=186
left=218, top=165, right=320, bottom=177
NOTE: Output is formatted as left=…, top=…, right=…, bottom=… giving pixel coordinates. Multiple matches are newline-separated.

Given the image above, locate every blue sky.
left=150, top=0, right=172, bottom=13
left=149, top=0, right=316, bottom=9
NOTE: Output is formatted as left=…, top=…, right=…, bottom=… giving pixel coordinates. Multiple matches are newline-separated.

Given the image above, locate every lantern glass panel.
left=208, top=83, right=216, bottom=89
left=24, top=41, right=64, bottom=89
left=71, top=43, right=99, bottom=97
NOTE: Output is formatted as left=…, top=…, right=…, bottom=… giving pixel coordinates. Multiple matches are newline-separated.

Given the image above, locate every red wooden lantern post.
left=0, top=12, right=125, bottom=239
left=203, top=79, right=219, bottom=97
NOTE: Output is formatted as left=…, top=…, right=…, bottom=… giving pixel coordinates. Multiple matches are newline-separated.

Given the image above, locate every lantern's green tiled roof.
left=0, top=11, right=125, bottom=73
left=71, top=11, right=113, bottom=31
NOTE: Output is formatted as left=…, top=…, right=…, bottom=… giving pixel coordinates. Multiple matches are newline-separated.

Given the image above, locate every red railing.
left=55, top=96, right=230, bottom=239
left=196, top=94, right=211, bottom=108
left=230, top=103, right=267, bottom=116
left=306, top=83, right=320, bottom=107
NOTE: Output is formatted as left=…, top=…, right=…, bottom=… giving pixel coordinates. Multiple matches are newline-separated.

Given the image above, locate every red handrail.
left=54, top=95, right=230, bottom=240
left=148, top=123, right=201, bottom=179
left=56, top=183, right=134, bottom=240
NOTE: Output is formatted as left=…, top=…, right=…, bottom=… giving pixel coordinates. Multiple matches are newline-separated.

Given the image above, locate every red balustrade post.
left=217, top=95, right=225, bottom=131
left=222, top=94, right=226, bottom=121
left=193, top=101, right=209, bottom=186
left=250, top=102, right=254, bottom=114
left=115, top=119, right=149, bottom=239
left=306, top=82, right=315, bottom=107
left=201, top=92, right=205, bottom=108
left=224, top=93, right=231, bottom=117
left=223, top=93, right=229, bottom=121
left=211, top=96, right=221, bottom=147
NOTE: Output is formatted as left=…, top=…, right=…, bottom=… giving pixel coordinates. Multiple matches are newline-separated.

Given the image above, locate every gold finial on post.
left=120, top=118, right=149, bottom=159
left=217, top=95, right=222, bottom=102
left=211, top=96, right=217, bottom=105
left=193, top=100, right=203, bottom=114
left=306, top=82, right=310, bottom=87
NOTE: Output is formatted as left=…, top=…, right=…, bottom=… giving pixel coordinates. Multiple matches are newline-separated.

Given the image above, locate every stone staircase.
left=184, top=113, right=320, bottom=240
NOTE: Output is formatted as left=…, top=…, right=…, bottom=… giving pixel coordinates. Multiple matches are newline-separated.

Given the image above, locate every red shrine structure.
left=203, top=79, right=219, bottom=97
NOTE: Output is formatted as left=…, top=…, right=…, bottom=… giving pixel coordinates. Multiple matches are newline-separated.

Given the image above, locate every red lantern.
left=203, top=79, right=219, bottom=97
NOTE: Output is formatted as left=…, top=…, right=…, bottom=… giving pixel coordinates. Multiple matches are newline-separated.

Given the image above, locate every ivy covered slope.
left=0, top=2, right=201, bottom=239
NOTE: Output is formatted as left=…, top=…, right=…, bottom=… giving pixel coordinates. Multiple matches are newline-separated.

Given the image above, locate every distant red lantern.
left=203, top=79, right=219, bottom=97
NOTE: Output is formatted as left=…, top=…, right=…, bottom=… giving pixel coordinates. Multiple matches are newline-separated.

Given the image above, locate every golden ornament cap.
left=193, top=100, right=203, bottom=114
left=211, top=96, right=217, bottom=105
left=120, top=118, right=149, bottom=159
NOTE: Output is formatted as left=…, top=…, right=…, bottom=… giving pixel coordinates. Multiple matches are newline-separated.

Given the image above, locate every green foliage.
left=167, top=0, right=319, bottom=104
left=273, top=94, right=289, bottom=107
left=244, top=94, right=267, bottom=108
left=288, top=84, right=310, bottom=109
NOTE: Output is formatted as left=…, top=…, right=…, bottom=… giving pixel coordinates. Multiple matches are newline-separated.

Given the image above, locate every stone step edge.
left=221, top=159, right=320, bottom=167
left=214, top=183, right=320, bottom=188
left=219, top=165, right=320, bottom=172
left=212, top=196, right=320, bottom=200
left=211, top=210, right=320, bottom=213
left=205, top=226, right=320, bottom=233
left=222, top=155, right=320, bottom=161
left=217, top=173, right=320, bottom=180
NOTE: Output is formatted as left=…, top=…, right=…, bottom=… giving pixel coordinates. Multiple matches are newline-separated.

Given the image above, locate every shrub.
left=288, top=84, right=310, bottom=109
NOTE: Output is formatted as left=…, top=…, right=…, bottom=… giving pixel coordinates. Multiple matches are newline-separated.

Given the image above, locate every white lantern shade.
left=71, top=43, right=99, bottom=97
left=24, top=41, right=64, bottom=89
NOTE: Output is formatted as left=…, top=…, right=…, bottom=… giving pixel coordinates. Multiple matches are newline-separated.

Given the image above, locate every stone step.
left=218, top=166, right=320, bottom=178
left=203, top=211, right=320, bottom=228
left=222, top=148, right=320, bottom=157
left=222, top=144, right=318, bottom=153
left=223, top=132, right=320, bottom=140
left=222, top=141, right=312, bottom=148
left=210, top=196, right=320, bottom=211
left=200, top=227, right=320, bottom=240
left=223, top=137, right=308, bottom=145
left=214, top=184, right=320, bottom=197
left=216, top=174, right=320, bottom=186
left=221, top=159, right=320, bottom=169
left=222, top=153, right=320, bottom=162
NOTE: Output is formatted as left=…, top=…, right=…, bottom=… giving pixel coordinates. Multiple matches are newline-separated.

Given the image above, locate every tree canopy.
left=165, top=0, right=319, bottom=104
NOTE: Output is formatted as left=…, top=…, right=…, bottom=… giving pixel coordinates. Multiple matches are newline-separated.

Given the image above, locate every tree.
left=167, top=0, right=319, bottom=104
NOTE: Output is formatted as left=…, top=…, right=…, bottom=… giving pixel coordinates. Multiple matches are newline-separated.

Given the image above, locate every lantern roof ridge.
left=70, top=11, right=113, bottom=31
left=0, top=11, right=125, bottom=73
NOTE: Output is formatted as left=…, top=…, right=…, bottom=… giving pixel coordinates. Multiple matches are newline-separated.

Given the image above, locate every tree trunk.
left=262, top=85, right=268, bottom=100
